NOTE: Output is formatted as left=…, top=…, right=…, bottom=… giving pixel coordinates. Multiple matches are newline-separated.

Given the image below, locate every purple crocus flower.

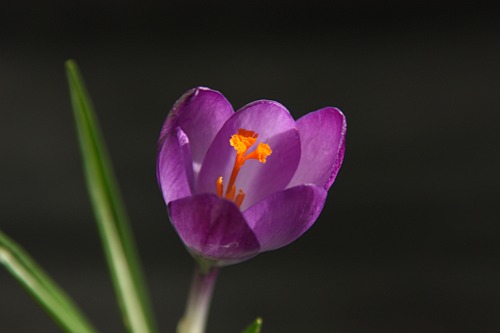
left=157, top=87, right=346, bottom=266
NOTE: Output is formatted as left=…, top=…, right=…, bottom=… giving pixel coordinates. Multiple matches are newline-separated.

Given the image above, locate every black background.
left=1, top=1, right=500, bottom=332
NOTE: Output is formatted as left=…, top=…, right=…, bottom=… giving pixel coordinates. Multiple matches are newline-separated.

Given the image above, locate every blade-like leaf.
left=0, top=230, right=98, bottom=333
left=241, top=318, right=263, bottom=333
left=65, top=59, right=158, bottom=333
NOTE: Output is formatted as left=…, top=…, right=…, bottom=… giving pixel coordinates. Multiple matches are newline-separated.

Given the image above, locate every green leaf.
left=65, top=59, right=158, bottom=333
left=0, top=230, right=98, bottom=333
left=241, top=318, right=263, bottom=333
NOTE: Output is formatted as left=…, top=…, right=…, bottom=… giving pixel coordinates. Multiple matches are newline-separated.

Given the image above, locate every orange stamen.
left=216, top=176, right=223, bottom=197
left=215, top=128, right=272, bottom=208
left=234, top=190, right=245, bottom=208
left=225, top=184, right=236, bottom=201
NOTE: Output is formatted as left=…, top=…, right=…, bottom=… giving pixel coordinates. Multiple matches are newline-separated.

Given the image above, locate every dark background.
left=1, top=1, right=499, bottom=332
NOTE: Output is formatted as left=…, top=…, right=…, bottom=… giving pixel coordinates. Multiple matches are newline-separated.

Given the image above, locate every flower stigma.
left=216, top=128, right=272, bottom=208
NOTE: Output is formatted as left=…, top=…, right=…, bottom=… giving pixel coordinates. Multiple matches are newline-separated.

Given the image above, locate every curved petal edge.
left=243, top=184, right=328, bottom=252
left=288, top=107, right=346, bottom=190
left=158, top=87, right=234, bottom=183
left=168, top=194, right=261, bottom=264
left=157, top=126, right=194, bottom=204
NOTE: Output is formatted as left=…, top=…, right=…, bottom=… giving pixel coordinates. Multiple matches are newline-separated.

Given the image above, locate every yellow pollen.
left=244, top=143, right=272, bottom=163
left=215, top=128, right=272, bottom=208
left=229, top=129, right=258, bottom=154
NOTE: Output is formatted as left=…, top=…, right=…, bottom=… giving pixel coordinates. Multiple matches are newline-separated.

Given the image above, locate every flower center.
left=216, top=128, right=272, bottom=208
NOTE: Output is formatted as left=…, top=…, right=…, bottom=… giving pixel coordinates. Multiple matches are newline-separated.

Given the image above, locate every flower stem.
left=177, top=265, right=219, bottom=333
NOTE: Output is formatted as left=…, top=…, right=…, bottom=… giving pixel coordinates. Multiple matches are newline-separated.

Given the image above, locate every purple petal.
left=288, top=107, right=346, bottom=190
left=168, top=194, right=260, bottom=263
left=157, top=126, right=194, bottom=204
left=197, top=100, right=301, bottom=210
left=243, top=184, right=327, bottom=251
left=158, top=87, right=234, bottom=182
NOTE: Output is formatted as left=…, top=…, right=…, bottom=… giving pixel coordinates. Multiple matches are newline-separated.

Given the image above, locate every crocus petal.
left=168, top=194, right=260, bottom=263
left=158, top=87, right=234, bottom=182
left=157, top=126, right=194, bottom=204
left=288, top=107, right=346, bottom=190
left=243, top=184, right=327, bottom=251
left=197, top=100, right=301, bottom=210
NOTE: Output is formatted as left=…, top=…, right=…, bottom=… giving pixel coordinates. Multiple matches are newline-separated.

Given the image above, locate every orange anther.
left=216, top=128, right=272, bottom=208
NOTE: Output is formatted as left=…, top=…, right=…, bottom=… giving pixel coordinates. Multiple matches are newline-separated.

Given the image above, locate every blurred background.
left=1, top=1, right=499, bottom=332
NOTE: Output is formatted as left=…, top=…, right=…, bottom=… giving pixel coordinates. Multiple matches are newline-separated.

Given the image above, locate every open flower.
left=157, top=87, right=346, bottom=266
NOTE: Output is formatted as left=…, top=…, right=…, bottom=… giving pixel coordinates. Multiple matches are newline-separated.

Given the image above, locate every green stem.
left=177, top=266, right=219, bottom=333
